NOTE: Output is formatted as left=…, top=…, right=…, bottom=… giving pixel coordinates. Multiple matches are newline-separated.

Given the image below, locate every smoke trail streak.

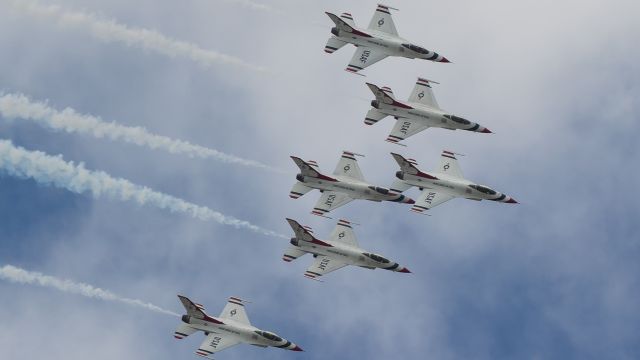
left=0, top=93, right=281, bottom=173
left=0, top=140, right=287, bottom=239
left=215, top=0, right=279, bottom=13
left=9, top=1, right=265, bottom=72
left=0, top=265, right=179, bottom=316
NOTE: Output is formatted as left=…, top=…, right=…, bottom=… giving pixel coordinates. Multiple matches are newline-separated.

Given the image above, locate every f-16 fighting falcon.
left=174, top=295, right=302, bottom=358
left=283, top=218, right=411, bottom=280
left=365, top=78, right=492, bottom=144
left=390, top=151, right=518, bottom=214
left=324, top=4, right=449, bottom=74
left=290, top=150, right=415, bottom=217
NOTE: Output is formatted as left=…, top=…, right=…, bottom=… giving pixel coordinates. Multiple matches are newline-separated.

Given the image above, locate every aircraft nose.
left=505, top=197, right=518, bottom=204
left=439, top=56, right=451, bottom=63
left=397, top=267, right=411, bottom=273
left=480, top=127, right=492, bottom=133
left=404, top=197, right=415, bottom=205
left=290, top=345, right=304, bottom=352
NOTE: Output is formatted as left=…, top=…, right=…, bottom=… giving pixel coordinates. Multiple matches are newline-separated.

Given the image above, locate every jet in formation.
left=290, top=150, right=415, bottom=217
left=325, top=4, right=449, bottom=74
left=283, top=218, right=411, bottom=280
left=365, top=78, right=492, bottom=144
left=390, top=151, right=518, bottom=214
left=174, top=295, right=302, bottom=358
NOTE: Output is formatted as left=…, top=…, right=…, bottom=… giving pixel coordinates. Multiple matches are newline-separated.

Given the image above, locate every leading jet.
left=174, top=295, right=302, bottom=358
left=390, top=151, right=518, bottom=214
left=284, top=218, right=411, bottom=280
left=365, top=78, right=492, bottom=144
left=325, top=4, right=449, bottom=74
left=290, top=150, right=415, bottom=217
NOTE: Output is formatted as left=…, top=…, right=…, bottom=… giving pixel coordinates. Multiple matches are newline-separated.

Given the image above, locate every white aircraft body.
left=174, top=295, right=302, bottom=358
left=324, top=4, right=449, bottom=74
left=283, top=218, right=411, bottom=280
left=365, top=78, right=492, bottom=144
left=290, top=150, right=415, bottom=217
left=390, top=151, right=518, bottom=214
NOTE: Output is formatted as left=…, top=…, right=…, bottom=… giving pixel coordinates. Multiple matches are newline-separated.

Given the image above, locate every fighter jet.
left=290, top=150, right=414, bottom=217
left=174, top=295, right=302, bottom=358
left=390, top=151, right=518, bottom=214
left=325, top=4, right=449, bottom=74
left=365, top=78, right=493, bottom=144
left=283, top=218, right=411, bottom=280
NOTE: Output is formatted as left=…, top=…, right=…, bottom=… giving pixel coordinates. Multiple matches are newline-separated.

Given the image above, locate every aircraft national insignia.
left=338, top=232, right=345, bottom=238
left=230, top=309, right=237, bottom=316
left=418, top=91, right=424, bottom=99
left=378, top=18, right=384, bottom=26
left=443, top=163, right=450, bottom=170
left=343, top=165, right=350, bottom=171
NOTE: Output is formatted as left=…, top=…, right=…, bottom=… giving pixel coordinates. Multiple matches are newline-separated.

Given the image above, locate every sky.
left=0, top=0, right=639, bottom=359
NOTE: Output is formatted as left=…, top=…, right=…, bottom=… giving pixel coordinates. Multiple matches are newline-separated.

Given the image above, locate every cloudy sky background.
left=1, top=0, right=639, bottom=359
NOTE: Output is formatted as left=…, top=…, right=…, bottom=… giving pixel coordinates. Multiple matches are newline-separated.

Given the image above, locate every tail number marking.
left=209, top=336, right=223, bottom=348
left=360, top=50, right=371, bottom=64
left=319, top=258, right=331, bottom=271
left=325, top=194, right=336, bottom=207
left=400, top=121, right=411, bottom=135
left=424, top=192, right=436, bottom=204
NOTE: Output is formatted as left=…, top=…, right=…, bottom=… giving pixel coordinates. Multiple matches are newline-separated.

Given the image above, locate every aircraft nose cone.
left=481, top=128, right=492, bottom=133
left=405, top=198, right=415, bottom=205
left=505, top=198, right=518, bottom=204
left=291, top=345, right=304, bottom=352
left=398, top=267, right=411, bottom=273
left=439, top=57, right=451, bottom=63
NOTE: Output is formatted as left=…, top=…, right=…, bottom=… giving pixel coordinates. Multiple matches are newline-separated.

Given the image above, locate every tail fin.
left=177, top=295, right=208, bottom=319
left=390, top=153, right=438, bottom=180
left=366, top=83, right=395, bottom=102
left=326, top=12, right=356, bottom=32
left=286, top=218, right=332, bottom=247
left=290, top=156, right=336, bottom=181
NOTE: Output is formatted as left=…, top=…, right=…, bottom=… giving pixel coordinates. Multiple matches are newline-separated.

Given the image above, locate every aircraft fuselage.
left=297, top=174, right=411, bottom=203
left=290, top=237, right=407, bottom=272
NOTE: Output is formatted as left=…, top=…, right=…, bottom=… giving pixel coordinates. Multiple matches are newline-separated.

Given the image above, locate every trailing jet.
left=390, top=151, right=518, bottom=214
left=283, top=218, right=411, bottom=280
left=174, top=295, right=302, bottom=358
left=365, top=78, right=492, bottom=144
left=289, top=150, right=414, bottom=217
left=324, top=4, right=449, bottom=74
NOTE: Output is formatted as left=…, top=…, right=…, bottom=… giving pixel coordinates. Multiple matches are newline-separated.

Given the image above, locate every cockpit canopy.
left=444, top=114, right=471, bottom=125
left=255, top=331, right=282, bottom=342
left=368, top=186, right=389, bottom=195
left=364, top=252, right=390, bottom=263
left=469, top=184, right=497, bottom=195
left=402, top=43, right=429, bottom=54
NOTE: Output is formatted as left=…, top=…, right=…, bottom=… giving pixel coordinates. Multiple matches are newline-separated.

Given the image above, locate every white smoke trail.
left=0, top=264, right=179, bottom=316
left=0, top=93, right=281, bottom=173
left=0, top=140, right=287, bottom=239
left=215, top=0, right=279, bottom=13
left=9, top=1, right=265, bottom=72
